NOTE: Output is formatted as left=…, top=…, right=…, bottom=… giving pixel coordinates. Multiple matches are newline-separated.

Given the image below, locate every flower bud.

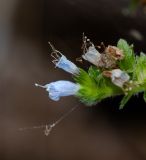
left=103, top=69, right=130, bottom=88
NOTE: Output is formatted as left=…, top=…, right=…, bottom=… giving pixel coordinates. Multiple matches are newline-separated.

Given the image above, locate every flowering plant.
left=36, top=36, right=146, bottom=109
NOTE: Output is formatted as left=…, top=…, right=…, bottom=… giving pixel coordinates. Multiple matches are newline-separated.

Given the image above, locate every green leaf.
left=133, top=52, right=146, bottom=83
left=119, top=93, right=132, bottom=109
left=117, top=39, right=135, bottom=73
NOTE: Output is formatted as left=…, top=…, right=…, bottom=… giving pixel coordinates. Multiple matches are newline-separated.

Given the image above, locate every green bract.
left=74, top=67, right=122, bottom=106
left=117, top=39, right=135, bottom=73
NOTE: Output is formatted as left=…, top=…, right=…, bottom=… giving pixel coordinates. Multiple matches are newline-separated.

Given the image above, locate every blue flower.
left=51, top=52, right=79, bottom=75
left=35, top=81, right=80, bottom=101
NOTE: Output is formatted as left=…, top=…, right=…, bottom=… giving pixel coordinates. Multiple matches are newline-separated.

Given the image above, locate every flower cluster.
left=35, top=36, right=146, bottom=109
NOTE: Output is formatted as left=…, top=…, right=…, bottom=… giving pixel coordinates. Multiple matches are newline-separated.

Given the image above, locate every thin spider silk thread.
left=18, top=103, right=80, bottom=136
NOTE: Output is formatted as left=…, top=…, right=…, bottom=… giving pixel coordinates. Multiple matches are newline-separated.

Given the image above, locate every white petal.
left=82, top=44, right=101, bottom=66
left=111, top=69, right=130, bottom=87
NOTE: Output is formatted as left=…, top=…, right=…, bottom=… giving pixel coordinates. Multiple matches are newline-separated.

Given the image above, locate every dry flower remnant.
left=82, top=34, right=124, bottom=69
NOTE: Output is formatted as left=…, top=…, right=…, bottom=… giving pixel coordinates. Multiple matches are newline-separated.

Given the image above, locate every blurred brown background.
left=1, top=0, right=146, bottom=160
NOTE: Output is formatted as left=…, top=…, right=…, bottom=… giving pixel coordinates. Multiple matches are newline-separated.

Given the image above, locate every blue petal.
left=56, top=55, right=79, bottom=75
left=45, top=81, right=80, bottom=101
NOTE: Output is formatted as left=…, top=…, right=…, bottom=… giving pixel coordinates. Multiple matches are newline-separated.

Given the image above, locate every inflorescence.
left=35, top=35, right=146, bottom=109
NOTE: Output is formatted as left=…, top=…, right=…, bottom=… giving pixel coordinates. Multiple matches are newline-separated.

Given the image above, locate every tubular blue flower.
left=82, top=44, right=101, bottom=66
left=35, top=81, right=80, bottom=101
left=51, top=51, right=79, bottom=75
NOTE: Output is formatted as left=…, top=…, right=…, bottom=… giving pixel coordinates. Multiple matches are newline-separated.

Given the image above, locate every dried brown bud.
left=102, top=70, right=112, bottom=77
left=105, top=45, right=124, bottom=60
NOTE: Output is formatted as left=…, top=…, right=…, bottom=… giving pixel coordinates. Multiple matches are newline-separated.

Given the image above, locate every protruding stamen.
left=101, top=42, right=106, bottom=50
left=51, top=52, right=62, bottom=60
left=49, top=42, right=63, bottom=65
left=76, top=57, right=83, bottom=63
left=82, top=33, right=88, bottom=54
left=35, top=83, right=46, bottom=88
left=52, top=59, right=59, bottom=65
left=48, top=42, right=56, bottom=52
left=82, top=33, right=94, bottom=55
left=49, top=42, right=62, bottom=58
